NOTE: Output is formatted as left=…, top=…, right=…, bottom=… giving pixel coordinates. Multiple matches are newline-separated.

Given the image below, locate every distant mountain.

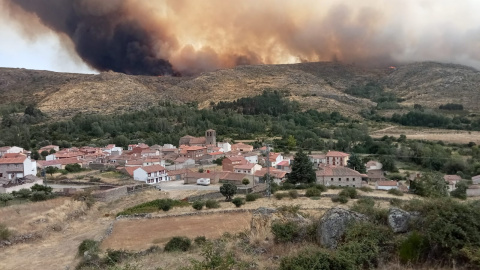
left=0, top=61, right=479, bottom=118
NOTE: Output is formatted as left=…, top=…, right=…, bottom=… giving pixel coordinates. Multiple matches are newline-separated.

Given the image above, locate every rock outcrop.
left=250, top=207, right=311, bottom=242
left=388, top=207, right=419, bottom=233
left=317, top=207, right=367, bottom=249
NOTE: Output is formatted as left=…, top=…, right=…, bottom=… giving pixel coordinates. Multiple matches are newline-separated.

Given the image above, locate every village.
left=1, top=129, right=479, bottom=198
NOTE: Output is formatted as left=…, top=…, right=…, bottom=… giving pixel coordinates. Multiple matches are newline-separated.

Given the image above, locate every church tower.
left=205, top=129, right=216, bottom=146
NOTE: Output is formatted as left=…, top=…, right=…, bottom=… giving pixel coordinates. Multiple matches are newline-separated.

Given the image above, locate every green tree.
left=242, top=178, right=250, bottom=194
left=287, top=135, right=297, bottom=150
left=379, top=156, right=397, bottom=172
left=410, top=172, right=448, bottom=198
left=0, top=193, right=14, bottom=206
left=31, top=150, right=40, bottom=160
left=45, top=166, right=57, bottom=177
left=287, top=150, right=316, bottom=184
left=40, top=150, right=49, bottom=158
left=31, top=184, right=53, bottom=195
left=13, top=188, right=32, bottom=199
left=220, top=182, right=237, bottom=201
left=347, top=153, right=366, bottom=173
left=450, top=181, right=468, bottom=200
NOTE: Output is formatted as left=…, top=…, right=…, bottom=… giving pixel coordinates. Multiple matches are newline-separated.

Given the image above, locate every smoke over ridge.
left=2, top=0, right=480, bottom=75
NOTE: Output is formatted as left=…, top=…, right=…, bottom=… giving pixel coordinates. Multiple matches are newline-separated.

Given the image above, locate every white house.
left=217, top=142, right=231, bottom=153
left=375, top=181, right=399, bottom=190
left=309, top=154, right=326, bottom=166
left=0, top=154, right=37, bottom=182
left=233, top=163, right=262, bottom=175
left=243, top=153, right=258, bottom=164
left=103, top=144, right=123, bottom=155
left=444, top=175, right=462, bottom=192
left=268, top=152, right=284, bottom=167
left=133, top=165, right=169, bottom=184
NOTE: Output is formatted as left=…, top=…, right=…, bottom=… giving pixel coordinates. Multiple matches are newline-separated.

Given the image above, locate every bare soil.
left=102, top=212, right=252, bottom=251
left=371, top=126, right=480, bottom=144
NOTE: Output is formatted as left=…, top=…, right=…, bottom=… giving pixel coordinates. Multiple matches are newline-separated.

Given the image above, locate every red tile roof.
left=254, top=168, right=287, bottom=179
left=138, top=165, right=166, bottom=173
left=0, top=156, right=27, bottom=164
left=234, top=163, right=256, bottom=170
left=444, top=175, right=461, bottom=181
left=124, top=166, right=140, bottom=176
left=326, top=151, right=350, bottom=157
left=377, top=181, right=398, bottom=187
left=277, top=160, right=290, bottom=166
left=37, top=158, right=80, bottom=166
left=316, top=166, right=362, bottom=177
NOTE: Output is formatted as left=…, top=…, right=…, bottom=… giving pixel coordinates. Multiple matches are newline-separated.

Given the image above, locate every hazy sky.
left=1, top=0, right=480, bottom=74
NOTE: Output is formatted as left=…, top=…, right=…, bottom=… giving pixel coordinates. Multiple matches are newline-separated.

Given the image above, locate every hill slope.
left=0, top=61, right=479, bottom=118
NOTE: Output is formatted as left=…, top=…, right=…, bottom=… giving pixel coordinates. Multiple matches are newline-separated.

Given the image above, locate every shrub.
left=192, top=200, right=205, bottom=210
left=305, top=188, right=321, bottom=197
left=246, top=193, right=261, bottom=202
left=288, top=189, right=299, bottom=199
left=271, top=221, right=299, bottom=243
left=194, top=236, right=207, bottom=246
left=159, top=199, right=173, bottom=212
left=337, top=222, right=395, bottom=268
left=351, top=198, right=388, bottom=225
left=78, top=239, right=99, bottom=256
left=164, top=236, right=191, bottom=252
left=105, top=249, right=131, bottom=265
left=0, top=223, right=11, bottom=241
left=279, top=248, right=352, bottom=270
left=231, top=197, right=245, bottom=208
left=359, top=186, right=373, bottom=193
left=274, top=192, right=288, bottom=200
left=278, top=204, right=301, bottom=214
left=205, top=199, right=220, bottom=209
left=281, top=182, right=295, bottom=190
left=339, top=187, right=358, bottom=199
left=398, top=231, right=429, bottom=264
left=331, top=195, right=349, bottom=204
left=387, top=188, right=404, bottom=196
left=31, top=191, right=48, bottom=202
left=312, top=184, right=327, bottom=192
left=13, top=188, right=32, bottom=199
left=389, top=198, right=403, bottom=207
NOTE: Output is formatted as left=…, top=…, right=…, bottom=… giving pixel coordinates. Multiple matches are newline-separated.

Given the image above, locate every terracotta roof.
left=220, top=172, right=249, bottom=181
left=37, top=158, right=80, bottom=166
left=277, top=160, right=290, bottom=166
left=316, top=166, right=362, bottom=177
left=326, top=151, right=350, bottom=157
left=309, top=154, right=326, bottom=159
left=137, top=165, right=166, bottom=173
left=2, top=153, right=25, bottom=159
left=0, top=146, right=11, bottom=151
left=224, top=157, right=247, bottom=162
left=254, top=168, right=286, bottom=178
left=124, top=166, right=140, bottom=176
left=234, top=163, right=256, bottom=170
left=126, top=160, right=144, bottom=166
left=377, top=181, right=398, bottom=187
left=189, top=137, right=206, bottom=144
left=209, top=151, right=225, bottom=156
left=444, top=175, right=461, bottom=181
left=0, top=156, right=27, bottom=164
left=472, top=175, right=480, bottom=180
left=186, top=171, right=218, bottom=179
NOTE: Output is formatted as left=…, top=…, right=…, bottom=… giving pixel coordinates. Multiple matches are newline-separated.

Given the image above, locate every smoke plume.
left=2, top=0, right=480, bottom=75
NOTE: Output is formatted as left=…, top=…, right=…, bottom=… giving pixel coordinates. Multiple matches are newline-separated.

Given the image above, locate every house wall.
left=467, top=188, right=480, bottom=197
left=376, top=185, right=398, bottom=190
left=317, top=175, right=361, bottom=187
left=326, top=156, right=348, bottom=166
left=472, top=177, right=480, bottom=185
left=0, top=163, right=25, bottom=181
left=245, top=155, right=258, bottom=164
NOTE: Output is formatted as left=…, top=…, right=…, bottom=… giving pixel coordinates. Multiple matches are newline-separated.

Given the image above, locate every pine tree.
left=287, top=150, right=316, bottom=184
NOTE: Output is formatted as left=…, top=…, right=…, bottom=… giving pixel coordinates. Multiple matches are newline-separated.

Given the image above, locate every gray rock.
left=317, top=207, right=367, bottom=249
left=388, top=207, right=413, bottom=233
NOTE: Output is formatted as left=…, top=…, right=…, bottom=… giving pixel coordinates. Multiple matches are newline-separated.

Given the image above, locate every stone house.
left=325, top=151, right=350, bottom=166
left=316, top=166, right=364, bottom=187
left=254, top=168, right=287, bottom=184
left=231, top=143, right=254, bottom=153
left=233, top=163, right=262, bottom=175
left=222, top=157, right=248, bottom=172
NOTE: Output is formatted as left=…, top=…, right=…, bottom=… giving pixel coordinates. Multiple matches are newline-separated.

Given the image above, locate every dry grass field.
left=371, top=125, right=480, bottom=144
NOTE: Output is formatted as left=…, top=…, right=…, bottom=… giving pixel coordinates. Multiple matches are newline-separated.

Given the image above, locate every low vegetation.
left=387, top=188, right=404, bottom=196
left=164, top=236, right=192, bottom=252
left=231, top=197, right=245, bottom=208
left=245, top=193, right=261, bottom=202
left=117, top=199, right=189, bottom=216
left=205, top=199, right=220, bottom=209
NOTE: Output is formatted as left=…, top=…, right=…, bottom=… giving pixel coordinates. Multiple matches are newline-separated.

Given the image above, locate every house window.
left=0, top=173, right=2, bottom=177
left=353, top=185, right=355, bottom=187
left=148, top=173, right=151, bottom=177
left=346, top=178, right=349, bottom=181
left=331, top=178, right=333, bottom=181
left=338, top=178, right=341, bottom=181
left=353, top=178, right=355, bottom=181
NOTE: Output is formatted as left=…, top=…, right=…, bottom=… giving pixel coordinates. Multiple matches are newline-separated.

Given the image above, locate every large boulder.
left=388, top=207, right=418, bottom=233
left=317, top=207, right=367, bottom=249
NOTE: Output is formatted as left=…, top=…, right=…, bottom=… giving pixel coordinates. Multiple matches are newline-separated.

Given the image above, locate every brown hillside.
left=0, top=61, right=479, bottom=118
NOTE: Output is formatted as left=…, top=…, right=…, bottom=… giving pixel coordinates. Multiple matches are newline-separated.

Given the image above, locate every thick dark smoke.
left=3, top=0, right=480, bottom=75
left=7, top=0, right=175, bottom=75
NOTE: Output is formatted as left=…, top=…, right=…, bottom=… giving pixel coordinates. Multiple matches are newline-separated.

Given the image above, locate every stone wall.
left=92, top=186, right=128, bottom=202
left=0, top=179, right=43, bottom=193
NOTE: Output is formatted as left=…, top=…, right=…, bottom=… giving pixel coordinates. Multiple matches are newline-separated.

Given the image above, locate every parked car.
left=197, top=178, right=211, bottom=186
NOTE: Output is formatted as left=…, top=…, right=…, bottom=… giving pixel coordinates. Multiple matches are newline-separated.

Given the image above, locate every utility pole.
left=266, top=143, right=271, bottom=198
